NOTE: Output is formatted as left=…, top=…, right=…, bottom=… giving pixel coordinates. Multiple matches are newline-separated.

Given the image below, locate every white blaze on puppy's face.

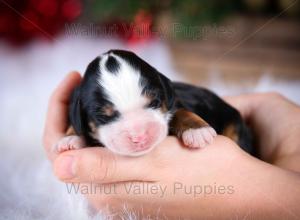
left=96, top=53, right=169, bottom=156
left=99, top=54, right=146, bottom=111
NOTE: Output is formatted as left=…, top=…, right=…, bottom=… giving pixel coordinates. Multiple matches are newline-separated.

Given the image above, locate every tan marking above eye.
left=103, top=105, right=115, bottom=116
left=142, top=91, right=156, bottom=107
left=144, top=92, right=154, bottom=100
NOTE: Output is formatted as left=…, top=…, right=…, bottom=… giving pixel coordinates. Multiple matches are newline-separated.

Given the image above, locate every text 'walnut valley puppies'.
left=55, top=50, right=254, bottom=156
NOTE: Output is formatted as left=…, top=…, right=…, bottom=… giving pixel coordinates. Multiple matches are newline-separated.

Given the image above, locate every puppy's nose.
left=129, top=134, right=147, bottom=144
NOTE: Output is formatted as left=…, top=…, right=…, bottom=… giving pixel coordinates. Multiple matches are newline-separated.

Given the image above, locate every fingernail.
left=55, top=155, right=75, bottom=179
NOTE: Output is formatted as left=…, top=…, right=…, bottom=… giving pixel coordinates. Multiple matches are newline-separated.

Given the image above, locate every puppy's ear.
left=69, top=86, right=83, bottom=135
left=157, top=73, right=175, bottom=110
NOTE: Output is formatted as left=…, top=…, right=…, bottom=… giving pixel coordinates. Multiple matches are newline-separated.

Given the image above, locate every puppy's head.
left=70, top=50, right=176, bottom=156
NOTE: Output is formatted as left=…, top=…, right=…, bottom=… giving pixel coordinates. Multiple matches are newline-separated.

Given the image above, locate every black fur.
left=69, top=86, right=82, bottom=135
left=173, top=82, right=254, bottom=154
left=105, top=56, right=120, bottom=73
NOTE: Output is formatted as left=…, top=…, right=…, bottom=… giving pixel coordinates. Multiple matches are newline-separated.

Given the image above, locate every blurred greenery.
left=84, top=0, right=242, bottom=24
left=171, top=0, right=241, bottom=25
left=84, top=0, right=299, bottom=25
left=82, top=0, right=299, bottom=34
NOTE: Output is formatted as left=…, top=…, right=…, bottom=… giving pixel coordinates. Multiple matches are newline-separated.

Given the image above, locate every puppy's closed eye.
left=147, top=98, right=161, bottom=109
left=91, top=105, right=120, bottom=124
left=144, top=90, right=162, bottom=109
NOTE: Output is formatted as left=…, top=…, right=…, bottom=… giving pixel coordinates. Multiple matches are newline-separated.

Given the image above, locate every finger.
left=43, top=71, right=82, bottom=160
left=53, top=147, right=155, bottom=184
left=223, top=93, right=263, bottom=121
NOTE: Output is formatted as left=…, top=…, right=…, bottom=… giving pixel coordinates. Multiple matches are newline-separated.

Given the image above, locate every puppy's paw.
left=182, top=127, right=217, bottom=148
left=54, top=135, right=85, bottom=153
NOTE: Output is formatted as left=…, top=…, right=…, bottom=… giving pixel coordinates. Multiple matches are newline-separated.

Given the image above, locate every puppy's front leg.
left=54, top=127, right=85, bottom=153
left=170, top=109, right=217, bottom=148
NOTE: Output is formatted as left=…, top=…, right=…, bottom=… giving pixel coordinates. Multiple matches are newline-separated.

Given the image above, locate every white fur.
left=98, top=53, right=147, bottom=112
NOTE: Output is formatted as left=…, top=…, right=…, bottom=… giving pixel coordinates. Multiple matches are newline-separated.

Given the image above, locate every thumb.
left=53, top=147, right=154, bottom=183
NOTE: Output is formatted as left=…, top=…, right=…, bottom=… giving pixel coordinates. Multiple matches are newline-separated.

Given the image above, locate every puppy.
left=55, top=50, right=253, bottom=156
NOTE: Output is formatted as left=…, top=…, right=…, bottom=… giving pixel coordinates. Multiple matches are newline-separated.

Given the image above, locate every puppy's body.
left=173, top=83, right=253, bottom=154
left=56, top=50, right=253, bottom=156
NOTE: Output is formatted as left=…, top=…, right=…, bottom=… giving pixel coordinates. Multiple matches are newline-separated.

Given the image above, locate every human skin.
left=43, top=72, right=300, bottom=219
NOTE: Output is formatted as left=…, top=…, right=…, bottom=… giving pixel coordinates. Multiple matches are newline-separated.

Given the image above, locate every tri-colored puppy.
left=55, top=50, right=253, bottom=156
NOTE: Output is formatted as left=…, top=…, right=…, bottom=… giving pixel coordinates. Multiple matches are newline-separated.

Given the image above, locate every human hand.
left=225, top=93, right=300, bottom=171
left=43, top=75, right=300, bottom=219
left=43, top=71, right=82, bottom=161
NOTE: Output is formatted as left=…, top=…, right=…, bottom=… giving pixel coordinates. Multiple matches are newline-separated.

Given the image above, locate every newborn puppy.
left=56, top=50, right=253, bottom=156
